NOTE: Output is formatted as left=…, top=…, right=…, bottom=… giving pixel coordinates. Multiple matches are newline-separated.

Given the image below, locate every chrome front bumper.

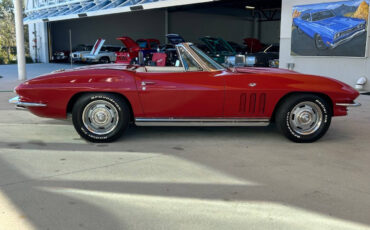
left=330, top=29, right=366, bottom=49
left=336, top=102, right=361, bottom=107
left=9, top=96, right=47, bottom=110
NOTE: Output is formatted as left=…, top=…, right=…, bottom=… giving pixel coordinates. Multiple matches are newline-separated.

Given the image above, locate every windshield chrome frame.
left=176, top=43, right=225, bottom=72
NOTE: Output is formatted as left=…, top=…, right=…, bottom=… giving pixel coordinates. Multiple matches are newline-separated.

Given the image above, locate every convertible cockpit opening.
left=134, top=42, right=226, bottom=73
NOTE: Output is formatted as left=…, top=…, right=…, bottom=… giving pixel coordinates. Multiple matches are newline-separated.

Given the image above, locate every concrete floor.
left=0, top=64, right=370, bottom=230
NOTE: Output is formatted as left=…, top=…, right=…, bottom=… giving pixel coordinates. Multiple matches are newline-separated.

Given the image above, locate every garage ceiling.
left=24, top=0, right=214, bottom=24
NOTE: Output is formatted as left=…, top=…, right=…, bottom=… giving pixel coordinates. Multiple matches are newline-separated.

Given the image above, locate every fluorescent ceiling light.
left=245, top=5, right=255, bottom=10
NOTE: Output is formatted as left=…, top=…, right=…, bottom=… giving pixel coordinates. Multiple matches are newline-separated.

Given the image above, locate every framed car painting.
left=291, top=0, right=369, bottom=57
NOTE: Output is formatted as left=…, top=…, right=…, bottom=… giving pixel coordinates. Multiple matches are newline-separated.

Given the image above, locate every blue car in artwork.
left=293, top=9, right=366, bottom=50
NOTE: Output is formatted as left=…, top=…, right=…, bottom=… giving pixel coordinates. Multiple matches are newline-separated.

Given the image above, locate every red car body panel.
left=15, top=64, right=359, bottom=120
left=115, top=37, right=160, bottom=64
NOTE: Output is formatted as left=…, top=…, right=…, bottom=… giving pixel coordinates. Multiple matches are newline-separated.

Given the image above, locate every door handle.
left=141, top=81, right=156, bottom=86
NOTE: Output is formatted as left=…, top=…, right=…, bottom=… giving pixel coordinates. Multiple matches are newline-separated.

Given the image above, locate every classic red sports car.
left=10, top=43, right=360, bottom=143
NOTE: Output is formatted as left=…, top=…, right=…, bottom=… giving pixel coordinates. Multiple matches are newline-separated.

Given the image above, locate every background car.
left=198, top=36, right=236, bottom=64
left=293, top=9, right=366, bottom=50
left=115, top=37, right=160, bottom=64
left=247, top=44, right=280, bottom=67
left=52, top=50, right=70, bottom=62
left=71, top=44, right=94, bottom=63
left=159, top=34, right=184, bottom=66
left=243, top=38, right=264, bottom=53
left=84, top=45, right=124, bottom=64
left=54, top=44, right=92, bottom=63
left=77, top=39, right=123, bottom=64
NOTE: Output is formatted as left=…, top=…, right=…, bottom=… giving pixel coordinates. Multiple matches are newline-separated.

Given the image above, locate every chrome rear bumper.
left=336, top=102, right=361, bottom=107
left=9, top=96, right=47, bottom=110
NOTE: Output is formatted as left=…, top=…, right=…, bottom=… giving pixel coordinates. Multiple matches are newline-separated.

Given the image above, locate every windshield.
left=312, top=10, right=335, bottom=21
left=190, top=45, right=226, bottom=71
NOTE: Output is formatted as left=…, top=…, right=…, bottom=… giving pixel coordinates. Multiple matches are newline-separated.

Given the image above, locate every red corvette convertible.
left=10, top=43, right=360, bottom=143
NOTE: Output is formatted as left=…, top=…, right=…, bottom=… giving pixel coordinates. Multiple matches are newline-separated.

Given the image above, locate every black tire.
left=314, top=34, right=328, bottom=50
left=275, top=94, right=332, bottom=143
left=99, top=57, right=110, bottom=64
left=72, top=93, right=129, bottom=143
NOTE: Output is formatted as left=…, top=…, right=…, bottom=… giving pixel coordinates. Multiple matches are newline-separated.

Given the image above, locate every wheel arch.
left=67, top=92, right=135, bottom=122
left=271, top=91, right=333, bottom=122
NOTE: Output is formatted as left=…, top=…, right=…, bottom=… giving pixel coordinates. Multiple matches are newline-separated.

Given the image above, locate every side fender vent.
left=259, top=93, right=266, bottom=114
left=239, top=93, right=247, bottom=113
left=249, top=93, right=256, bottom=113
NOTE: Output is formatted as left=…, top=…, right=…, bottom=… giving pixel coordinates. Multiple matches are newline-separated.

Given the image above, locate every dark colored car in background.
left=160, top=34, right=185, bottom=66
left=198, top=36, right=236, bottom=64
left=247, top=44, right=280, bottom=67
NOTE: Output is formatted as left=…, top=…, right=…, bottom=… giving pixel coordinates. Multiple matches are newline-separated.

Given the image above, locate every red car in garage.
left=115, top=37, right=160, bottom=64
left=10, top=43, right=360, bottom=143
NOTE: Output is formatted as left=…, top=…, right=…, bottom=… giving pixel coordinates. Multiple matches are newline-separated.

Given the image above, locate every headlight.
left=334, top=33, right=340, bottom=39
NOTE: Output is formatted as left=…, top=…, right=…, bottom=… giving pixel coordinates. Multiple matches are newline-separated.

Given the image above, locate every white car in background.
left=70, top=44, right=93, bottom=63
left=83, top=39, right=124, bottom=64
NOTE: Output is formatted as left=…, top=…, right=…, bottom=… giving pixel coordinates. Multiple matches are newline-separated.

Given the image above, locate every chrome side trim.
left=9, top=96, right=47, bottom=108
left=135, top=118, right=270, bottom=127
left=336, top=102, right=361, bottom=107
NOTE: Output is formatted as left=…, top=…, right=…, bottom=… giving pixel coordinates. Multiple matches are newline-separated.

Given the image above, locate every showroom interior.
left=24, top=0, right=370, bottom=92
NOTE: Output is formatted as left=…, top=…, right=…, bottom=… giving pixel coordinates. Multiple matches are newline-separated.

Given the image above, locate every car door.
left=135, top=70, right=224, bottom=118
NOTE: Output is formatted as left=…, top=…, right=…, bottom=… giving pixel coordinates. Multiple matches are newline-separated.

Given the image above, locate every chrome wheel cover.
left=289, top=101, right=323, bottom=135
left=82, top=100, right=119, bottom=135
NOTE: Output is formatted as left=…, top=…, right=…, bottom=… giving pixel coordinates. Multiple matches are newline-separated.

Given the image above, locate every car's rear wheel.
left=275, top=94, right=332, bottom=143
left=99, top=57, right=110, bottom=64
left=72, top=93, right=129, bottom=142
left=314, top=34, right=328, bottom=50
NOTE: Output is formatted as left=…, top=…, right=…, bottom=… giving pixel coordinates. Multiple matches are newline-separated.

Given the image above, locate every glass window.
left=137, top=40, right=148, bottom=48
left=177, top=46, right=202, bottom=72
left=312, top=10, right=335, bottom=21
left=301, top=13, right=311, bottom=21
left=191, top=45, right=225, bottom=71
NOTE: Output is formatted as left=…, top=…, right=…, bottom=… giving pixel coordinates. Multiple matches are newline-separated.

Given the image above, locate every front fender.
left=16, top=69, right=143, bottom=118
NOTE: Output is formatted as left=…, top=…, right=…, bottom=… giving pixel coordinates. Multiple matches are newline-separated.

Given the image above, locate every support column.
left=164, top=8, right=168, bottom=43
left=13, top=0, right=26, bottom=81
left=253, top=17, right=260, bottom=39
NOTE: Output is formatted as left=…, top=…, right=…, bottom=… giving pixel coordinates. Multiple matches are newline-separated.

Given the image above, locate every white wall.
left=280, top=0, right=370, bottom=91
left=28, top=22, right=49, bottom=63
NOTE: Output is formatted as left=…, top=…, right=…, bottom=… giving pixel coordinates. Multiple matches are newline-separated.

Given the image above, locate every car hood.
left=117, top=37, right=139, bottom=49
left=233, top=67, right=359, bottom=97
left=234, top=67, right=296, bottom=74
left=313, top=17, right=365, bottom=34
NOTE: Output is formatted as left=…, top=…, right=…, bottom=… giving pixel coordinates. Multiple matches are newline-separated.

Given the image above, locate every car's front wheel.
left=314, top=34, right=328, bottom=50
left=72, top=93, right=129, bottom=142
left=275, top=94, right=332, bottom=143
